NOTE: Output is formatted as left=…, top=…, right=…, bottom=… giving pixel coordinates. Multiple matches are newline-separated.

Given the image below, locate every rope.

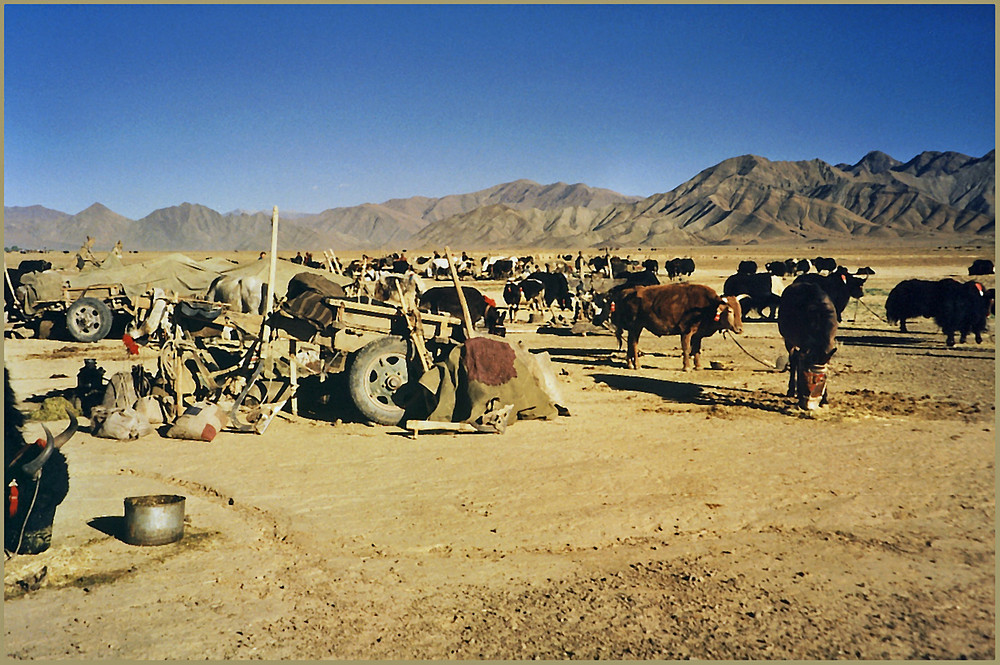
left=723, top=330, right=777, bottom=368
left=854, top=297, right=888, bottom=323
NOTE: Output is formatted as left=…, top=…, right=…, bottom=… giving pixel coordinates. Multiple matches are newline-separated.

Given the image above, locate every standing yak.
left=5, top=368, right=77, bottom=554
left=778, top=281, right=839, bottom=410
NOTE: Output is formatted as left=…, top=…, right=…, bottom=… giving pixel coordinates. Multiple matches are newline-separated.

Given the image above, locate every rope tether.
left=722, top=330, right=778, bottom=369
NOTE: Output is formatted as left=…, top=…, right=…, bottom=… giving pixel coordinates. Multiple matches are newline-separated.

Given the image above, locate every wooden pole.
left=444, top=246, right=475, bottom=339
left=261, top=206, right=280, bottom=345
left=393, top=279, right=433, bottom=372
left=289, top=338, right=298, bottom=416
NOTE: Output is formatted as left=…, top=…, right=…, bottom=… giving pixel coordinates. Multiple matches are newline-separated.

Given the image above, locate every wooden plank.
left=403, top=420, right=480, bottom=439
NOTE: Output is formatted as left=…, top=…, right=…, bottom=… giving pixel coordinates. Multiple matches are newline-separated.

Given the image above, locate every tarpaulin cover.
left=17, top=255, right=352, bottom=312
left=406, top=335, right=561, bottom=424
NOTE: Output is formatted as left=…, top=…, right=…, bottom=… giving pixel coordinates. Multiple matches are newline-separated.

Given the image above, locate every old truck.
left=5, top=261, right=139, bottom=342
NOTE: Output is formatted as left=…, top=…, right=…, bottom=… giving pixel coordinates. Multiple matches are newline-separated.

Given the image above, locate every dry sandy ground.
left=3, top=244, right=996, bottom=659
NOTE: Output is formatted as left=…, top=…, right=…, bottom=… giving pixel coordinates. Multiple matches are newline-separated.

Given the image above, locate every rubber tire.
left=65, top=297, right=113, bottom=342
left=346, top=336, right=415, bottom=426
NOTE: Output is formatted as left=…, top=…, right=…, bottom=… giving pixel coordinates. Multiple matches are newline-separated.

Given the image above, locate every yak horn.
left=21, top=425, right=56, bottom=478
left=53, top=412, right=78, bottom=448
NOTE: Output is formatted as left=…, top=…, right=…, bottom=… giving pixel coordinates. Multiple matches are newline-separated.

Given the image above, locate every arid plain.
left=4, top=242, right=995, bottom=659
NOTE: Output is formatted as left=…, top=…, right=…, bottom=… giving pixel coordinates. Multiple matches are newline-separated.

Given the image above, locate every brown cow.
left=615, top=284, right=742, bottom=371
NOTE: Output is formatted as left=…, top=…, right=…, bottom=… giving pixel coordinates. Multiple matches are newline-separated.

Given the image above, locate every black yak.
left=5, top=368, right=77, bottom=554
left=778, top=281, right=839, bottom=410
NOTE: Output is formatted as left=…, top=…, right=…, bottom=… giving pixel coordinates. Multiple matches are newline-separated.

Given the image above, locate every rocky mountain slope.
left=410, top=150, right=994, bottom=249
left=4, top=151, right=993, bottom=251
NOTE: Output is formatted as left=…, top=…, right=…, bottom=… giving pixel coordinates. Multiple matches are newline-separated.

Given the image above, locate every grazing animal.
left=419, top=286, right=499, bottom=330
left=765, top=260, right=789, bottom=277
left=737, top=260, right=758, bottom=275
left=502, top=278, right=546, bottom=321
left=481, top=256, right=520, bottom=280
left=524, top=271, right=574, bottom=312
left=613, top=283, right=742, bottom=371
left=777, top=282, right=839, bottom=410
left=664, top=257, right=696, bottom=280
left=588, top=256, right=612, bottom=277
left=968, top=259, right=994, bottom=276
left=641, top=258, right=659, bottom=274
left=792, top=268, right=865, bottom=321
left=885, top=278, right=990, bottom=346
left=723, top=272, right=784, bottom=320
left=206, top=274, right=267, bottom=314
left=884, top=279, right=940, bottom=333
left=587, top=270, right=661, bottom=329
left=812, top=257, right=838, bottom=274
left=414, top=256, right=467, bottom=279
left=933, top=280, right=991, bottom=346
left=368, top=271, right=426, bottom=311
left=5, top=368, right=78, bottom=554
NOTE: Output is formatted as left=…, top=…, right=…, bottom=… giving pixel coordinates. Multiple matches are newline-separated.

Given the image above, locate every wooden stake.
left=393, top=279, right=433, bottom=372
left=444, top=246, right=474, bottom=339
left=261, top=206, right=280, bottom=348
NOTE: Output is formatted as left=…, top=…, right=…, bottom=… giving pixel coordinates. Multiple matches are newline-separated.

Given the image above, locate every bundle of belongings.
left=82, top=363, right=228, bottom=442
left=87, top=365, right=165, bottom=441
left=403, top=334, right=568, bottom=428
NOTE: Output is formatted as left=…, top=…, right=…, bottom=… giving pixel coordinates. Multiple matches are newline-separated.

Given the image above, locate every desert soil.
left=3, top=243, right=995, bottom=660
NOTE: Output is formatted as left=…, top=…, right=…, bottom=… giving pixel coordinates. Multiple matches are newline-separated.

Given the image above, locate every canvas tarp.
left=404, top=335, right=564, bottom=425
left=17, top=255, right=352, bottom=312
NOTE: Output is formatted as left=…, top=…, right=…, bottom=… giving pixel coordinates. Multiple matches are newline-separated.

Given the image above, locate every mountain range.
left=4, top=150, right=993, bottom=252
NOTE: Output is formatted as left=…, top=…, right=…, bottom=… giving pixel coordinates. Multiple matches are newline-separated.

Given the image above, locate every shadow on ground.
left=590, top=372, right=794, bottom=415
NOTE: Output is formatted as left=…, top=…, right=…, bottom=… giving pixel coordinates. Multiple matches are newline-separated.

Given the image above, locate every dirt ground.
left=4, top=243, right=996, bottom=660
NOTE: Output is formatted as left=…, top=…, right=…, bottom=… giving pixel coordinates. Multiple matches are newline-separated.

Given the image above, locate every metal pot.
left=124, top=494, right=185, bottom=546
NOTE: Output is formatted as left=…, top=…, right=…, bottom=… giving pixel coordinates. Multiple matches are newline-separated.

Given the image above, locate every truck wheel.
left=66, top=297, right=113, bottom=342
left=346, top=336, right=416, bottom=426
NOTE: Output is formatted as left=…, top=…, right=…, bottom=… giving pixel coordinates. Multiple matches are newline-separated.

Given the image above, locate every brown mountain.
left=3, top=203, right=132, bottom=251
left=287, top=180, right=643, bottom=250
left=409, top=150, right=995, bottom=249
left=123, top=203, right=328, bottom=251
left=4, top=151, right=993, bottom=251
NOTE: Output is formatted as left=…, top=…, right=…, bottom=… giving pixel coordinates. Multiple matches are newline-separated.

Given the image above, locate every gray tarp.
left=17, top=255, right=352, bottom=312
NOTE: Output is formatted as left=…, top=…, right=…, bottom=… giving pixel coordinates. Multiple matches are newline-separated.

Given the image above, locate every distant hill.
left=409, top=150, right=995, bottom=249
left=4, top=152, right=993, bottom=251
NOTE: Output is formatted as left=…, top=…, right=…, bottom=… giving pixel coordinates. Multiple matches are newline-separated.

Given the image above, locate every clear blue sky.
left=4, top=4, right=995, bottom=220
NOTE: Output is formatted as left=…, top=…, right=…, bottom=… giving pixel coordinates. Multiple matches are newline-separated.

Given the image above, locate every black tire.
left=65, top=297, right=113, bottom=342
left=346, top=336, right=416, bottom=426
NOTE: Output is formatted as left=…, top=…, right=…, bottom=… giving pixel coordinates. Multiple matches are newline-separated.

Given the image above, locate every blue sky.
left=4, top=4, right=995, bottom=220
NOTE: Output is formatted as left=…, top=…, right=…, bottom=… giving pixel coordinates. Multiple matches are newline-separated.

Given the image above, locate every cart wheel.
left=65, top=297, right=113, bottom=342
left=347, top=336, right=416, bottom=426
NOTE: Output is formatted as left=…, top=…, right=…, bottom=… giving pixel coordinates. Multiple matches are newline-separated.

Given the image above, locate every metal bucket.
left=124, top=494, right=185, bottom=546
left=798, top=363, right=829, bottom=410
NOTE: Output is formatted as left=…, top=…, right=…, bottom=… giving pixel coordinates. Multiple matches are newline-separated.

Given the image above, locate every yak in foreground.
left=778, top=281, right=838, bottom=410
left=614, top=284, right=742, bottom=371
left=5, top=368, right=78, bottom=554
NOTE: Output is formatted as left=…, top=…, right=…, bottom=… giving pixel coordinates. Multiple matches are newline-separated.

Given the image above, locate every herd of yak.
left=4, top=251, right=995, bottom=558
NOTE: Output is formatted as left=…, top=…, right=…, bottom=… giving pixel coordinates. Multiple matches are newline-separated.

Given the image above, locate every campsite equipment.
left=76, top=359, right=106, bottom=417
left=124, top=494, right=186, bottom=546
